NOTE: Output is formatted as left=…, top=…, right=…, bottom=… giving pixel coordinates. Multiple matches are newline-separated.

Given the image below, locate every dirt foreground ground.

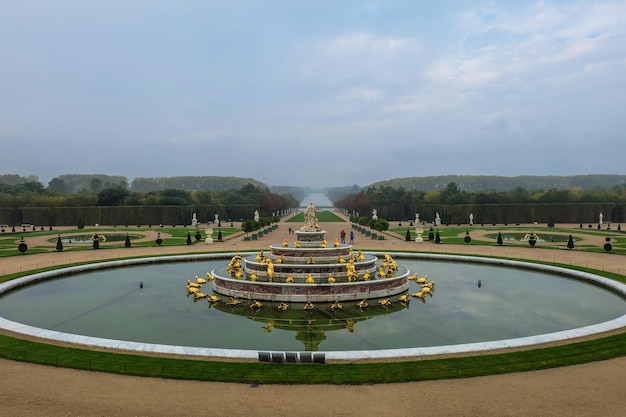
left=1, top=215, right=625, bottom=417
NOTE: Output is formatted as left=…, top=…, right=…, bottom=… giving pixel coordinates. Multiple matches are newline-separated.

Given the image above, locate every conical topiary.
left=567, top=234, right=575, bottom=250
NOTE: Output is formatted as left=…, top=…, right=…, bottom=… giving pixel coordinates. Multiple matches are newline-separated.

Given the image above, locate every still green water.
left=0, top=260, right=623, bottom=352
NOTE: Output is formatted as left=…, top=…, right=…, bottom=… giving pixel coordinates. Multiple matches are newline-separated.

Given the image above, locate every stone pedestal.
left=295, top=230, right=327, bottom=248
left=415, top=227, right=424, bottom=243
left=205, top=228, right=214, bottom=244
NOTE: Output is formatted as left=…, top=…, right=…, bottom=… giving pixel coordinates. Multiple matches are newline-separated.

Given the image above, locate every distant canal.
left=300, top=192, right=333, bottom=208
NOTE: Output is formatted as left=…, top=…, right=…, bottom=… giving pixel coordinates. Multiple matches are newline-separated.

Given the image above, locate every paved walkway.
left=3, top=213, right=626, bottom=276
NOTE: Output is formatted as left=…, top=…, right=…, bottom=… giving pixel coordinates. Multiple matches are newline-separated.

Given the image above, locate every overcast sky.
left=1, top=1, right=624, bottom=188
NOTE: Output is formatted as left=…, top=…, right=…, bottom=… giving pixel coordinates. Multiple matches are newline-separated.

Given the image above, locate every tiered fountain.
left=210, top=203, right=410, bottom=303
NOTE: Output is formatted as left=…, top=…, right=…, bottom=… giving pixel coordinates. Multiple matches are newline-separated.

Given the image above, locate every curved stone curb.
left=1, top=252, right=624, bottom=361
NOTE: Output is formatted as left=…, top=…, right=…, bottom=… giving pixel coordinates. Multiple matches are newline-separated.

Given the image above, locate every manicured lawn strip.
left=0, top=333, right=624, bottom=384
left=391, top=225, right=626, bottom=253
left=0, top=227, right=244, bottom=256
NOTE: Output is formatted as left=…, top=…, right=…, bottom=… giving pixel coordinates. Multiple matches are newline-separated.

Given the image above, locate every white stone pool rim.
left=1, top=252, right=624, bottom=361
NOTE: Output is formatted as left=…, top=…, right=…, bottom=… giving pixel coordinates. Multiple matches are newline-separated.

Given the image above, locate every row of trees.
left=335, top=182, right=626, bottom=214
left=0, top=174, right=268, bottom=195
left=0, top=182, right=298, bottom=213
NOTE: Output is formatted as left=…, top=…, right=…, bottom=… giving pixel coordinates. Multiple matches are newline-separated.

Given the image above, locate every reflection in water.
left=211, top=297, right=413, bottom=351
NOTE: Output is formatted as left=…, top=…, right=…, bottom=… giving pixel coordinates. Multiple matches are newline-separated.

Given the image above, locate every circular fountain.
left=211, top=203, right=410, bottom=302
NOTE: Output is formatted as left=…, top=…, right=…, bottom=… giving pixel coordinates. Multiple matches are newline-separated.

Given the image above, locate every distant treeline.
left=368, top=174, right=626, bottom=193
left=334, top=180, right=626, bottom=224
left=0, top=176, right=300, bottom=226
left=45, top=174, right=267, bottom=194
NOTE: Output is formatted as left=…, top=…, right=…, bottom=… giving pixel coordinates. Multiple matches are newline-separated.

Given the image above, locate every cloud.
left=336, top=87, right=385, bottom=101
left=169, top=130, right=232, bottom=144
left=1, top=1, right=625, bottom=187
left=297, top=32, right=423, bottom=85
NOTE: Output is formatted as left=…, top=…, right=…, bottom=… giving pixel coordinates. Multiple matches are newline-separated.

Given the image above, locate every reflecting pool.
left=0, top=257, right=623, bottom=352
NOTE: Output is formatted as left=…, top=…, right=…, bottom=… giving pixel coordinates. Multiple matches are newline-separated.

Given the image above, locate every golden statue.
left=266, top=261, right=275, bottom=279
left=346, top=259, right=358, bottom=282
left=226, top=297, right=241, bottom=306
left=378, top=298, right=392, bottom=307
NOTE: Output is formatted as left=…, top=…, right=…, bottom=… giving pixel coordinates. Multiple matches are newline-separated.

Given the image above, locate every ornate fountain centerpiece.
left=210, top=203, right=411, bottom=302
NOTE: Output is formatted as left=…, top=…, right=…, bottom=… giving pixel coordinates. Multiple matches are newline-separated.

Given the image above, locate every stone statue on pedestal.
left=205, top=227, right=214, bottom=245
left=415, top=225, right=424, bottom=243
left=301, top=202, right=321, bottom=231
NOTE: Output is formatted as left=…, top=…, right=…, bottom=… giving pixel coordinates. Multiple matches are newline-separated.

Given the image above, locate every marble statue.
left=599, top=212, right=603, bottom=225
left=214, top=213, right=219, bottom=224
left=254, top=210, right=260, bottom=222
left=415, top=213, right=420, bottom=224
left=301, top=202, right=321, bottom=231
left=191, top=212, right=198, bottom=227
left=435, top=212, right=441, bottom=226
left=372, top=209, right=378, bottom=220
left=469, top=212, right=474, bottom=226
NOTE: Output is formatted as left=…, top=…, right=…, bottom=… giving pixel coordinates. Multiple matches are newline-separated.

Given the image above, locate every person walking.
left=349, top=231, right=354, bottom=244
left=340, top=229, right=346, bottom=243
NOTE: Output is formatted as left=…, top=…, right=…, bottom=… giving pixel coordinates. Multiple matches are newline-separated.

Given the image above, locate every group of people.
left=340, top=229, right=354, bottom=244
